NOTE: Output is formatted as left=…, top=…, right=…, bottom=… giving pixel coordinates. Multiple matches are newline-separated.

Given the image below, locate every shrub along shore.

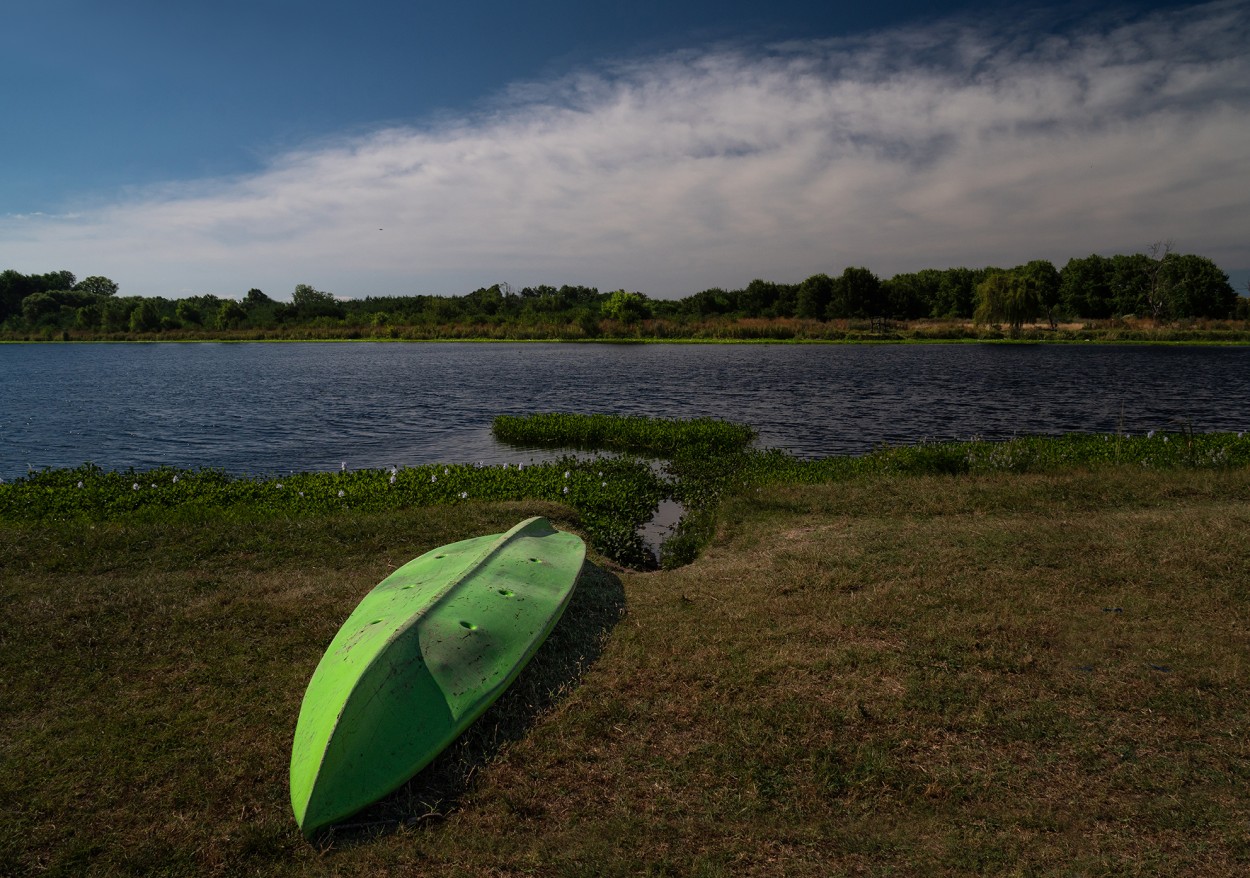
left=5, top=315, right=1250, bottom=344
left=3, top=420, right=1250, bottom=874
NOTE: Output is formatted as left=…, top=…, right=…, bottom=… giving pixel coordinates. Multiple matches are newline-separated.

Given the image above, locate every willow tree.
left=974, top=270, right=1041, bottom=332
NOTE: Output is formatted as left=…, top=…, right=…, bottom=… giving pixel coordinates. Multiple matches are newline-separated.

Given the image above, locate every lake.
left=3, top=341, right=1249, bottom=480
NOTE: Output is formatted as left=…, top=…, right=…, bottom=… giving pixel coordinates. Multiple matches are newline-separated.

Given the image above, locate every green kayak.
left=290, top=516, right=586, bottom=836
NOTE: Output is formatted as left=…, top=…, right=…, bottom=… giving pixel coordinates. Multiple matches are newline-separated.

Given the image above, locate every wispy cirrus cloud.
left=4, top=0, right=1248, bottom=299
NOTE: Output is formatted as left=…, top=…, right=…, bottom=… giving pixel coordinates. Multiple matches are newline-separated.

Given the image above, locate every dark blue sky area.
left=2, top=0, right=1182, bottom=212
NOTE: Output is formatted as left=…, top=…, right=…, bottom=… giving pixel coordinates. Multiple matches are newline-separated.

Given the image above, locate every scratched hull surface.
left=290, top=516, right=586, bottom=835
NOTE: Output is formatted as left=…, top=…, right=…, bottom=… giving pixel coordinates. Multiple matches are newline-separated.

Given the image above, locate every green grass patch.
left=5, top=465, right=1250, bottom=874
left=492, top=412, right=757, bottom=457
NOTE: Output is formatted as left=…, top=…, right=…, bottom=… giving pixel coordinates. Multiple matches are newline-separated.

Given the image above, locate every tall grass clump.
left=733, top=430, right=1250, bottom=488
left=492, top=413, right=756, bottom=458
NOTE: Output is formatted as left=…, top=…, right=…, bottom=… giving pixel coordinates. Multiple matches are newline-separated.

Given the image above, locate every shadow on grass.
left=312, top=560, right=626, bottom=847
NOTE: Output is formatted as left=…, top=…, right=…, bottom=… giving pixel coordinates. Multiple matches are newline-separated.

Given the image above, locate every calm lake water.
left=3, top=341, right=1249, bottom=480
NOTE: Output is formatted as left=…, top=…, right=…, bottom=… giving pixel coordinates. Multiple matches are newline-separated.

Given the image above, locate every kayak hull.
left=290, top=516, right=586, bottom=836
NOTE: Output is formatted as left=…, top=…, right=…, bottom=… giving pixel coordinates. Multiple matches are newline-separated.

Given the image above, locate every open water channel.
left=3, top=341, right=1250, bottom=481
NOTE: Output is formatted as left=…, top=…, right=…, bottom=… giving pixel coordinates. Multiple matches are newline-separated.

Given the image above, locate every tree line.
left=2, top=246, right=1244, bottom=338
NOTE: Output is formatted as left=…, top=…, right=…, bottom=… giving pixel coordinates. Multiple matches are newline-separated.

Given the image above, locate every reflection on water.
left=638, top=498, right=686, bottom=563
left=2, top=341, right=1249, bottom=479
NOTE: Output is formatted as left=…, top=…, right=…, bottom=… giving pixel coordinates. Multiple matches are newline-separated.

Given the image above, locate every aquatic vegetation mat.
left=0, top=455, right=665, bottom=568
left=4, top=419, right=1248, bottom=569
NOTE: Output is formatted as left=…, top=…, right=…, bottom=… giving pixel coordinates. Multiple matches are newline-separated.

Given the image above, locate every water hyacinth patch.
left=0, top=455, right=667, bottom=568
left=3, top=422, right=1247, bottom=569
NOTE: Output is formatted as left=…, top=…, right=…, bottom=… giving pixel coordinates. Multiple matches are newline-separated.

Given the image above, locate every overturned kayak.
left=290, top=516, right=586, bottom=836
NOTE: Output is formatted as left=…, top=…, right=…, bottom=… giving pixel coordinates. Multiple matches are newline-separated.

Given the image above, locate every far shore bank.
left=5, top=316, right=1250, bottom=346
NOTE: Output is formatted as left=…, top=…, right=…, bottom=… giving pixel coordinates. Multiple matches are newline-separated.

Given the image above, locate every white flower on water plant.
left=562, top=486, right=570, bottom=494
left=172, top=475, right=179, bottom=483
left=1148, top=430, right=1156, bottom=438
left=150, top=483, right=157, bottom=489
left=338, top=489, right=345, bottom=498
left=276, top=483, right=284, bottom=489
left=459, top=491, right=468, bottom=499
left=77, top=481, right=84, bottom=489
left=444, top=467, right=449, bottom=475
left=133, top=483, right=139, bottom=491
left=564, top=471, right=570, bottom=479
left=299, top=491, right=305, bottom=498
left=341, top=461, right=346, bottom=472
left=389, top=473, right=396, bottom=484
left=431, top=474, right=437, bottom=483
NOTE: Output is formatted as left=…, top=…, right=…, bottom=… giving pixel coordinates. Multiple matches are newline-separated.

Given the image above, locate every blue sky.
left=3, top=0, right=1247, bottom=299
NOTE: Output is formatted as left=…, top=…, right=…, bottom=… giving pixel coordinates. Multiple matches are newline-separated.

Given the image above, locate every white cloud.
left=3, top=0, right=1248, bottom=299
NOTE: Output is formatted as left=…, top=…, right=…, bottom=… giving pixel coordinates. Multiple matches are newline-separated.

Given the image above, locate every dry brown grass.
left=3, top=471, right=1249, bottom=876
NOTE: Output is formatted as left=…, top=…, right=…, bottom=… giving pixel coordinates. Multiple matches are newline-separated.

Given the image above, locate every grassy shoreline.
left=4, top=462, right=1249, bottom=875
left=5, top=316, right=1250, bottom=345
left=5, top=335, right=1250, bottom=346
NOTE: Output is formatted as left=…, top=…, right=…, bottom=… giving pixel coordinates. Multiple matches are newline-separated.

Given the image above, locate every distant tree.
left=682, top=288, right=736, bottom=319
left=829, top=266, right=883, bottom=318
left=557, top=285, right=600, bottom=309
left=974, top=270, right=1041, bottom=331
left=1110, top=254, right=1147, bottom=317
left=38, top=270, right=76, bottom=292
left=101, top=298, right=135, bottom=332
left=218, top=300, right=246, bottom=329
left=0, top=269, right=36, bottom=322
left=575, top=308, right=601, bottom=337
left=75, top=304, right=101, bottom=330
left=20, top=289, right=98, bottom=326
left=244, top=288, right=273, bottom=307
left=738, top=279, right=782, bottom=317
left=1058, top=255, right=1103, bottom=318
left=1160, top=254, right=1236, bottom=318
left=882, top=269, right=942, bottom=319
left=882, top=274, right=921, bottom=320
left=1143, top=240, right=1174, bottom=321
left=1016, top=260, right=1061, bottom=328
left=20, top=292, right=64, bottom=325
left=464, top=284, right=505, bottom=317
left=429, top=297, right=462, bottom=323
left=931, top=268, right=981, bottom=318
left=129, top=299, right=161, bottom=333
left=291, top=283, right=344, bottom=319
left=602, top=290, right=652, bottom=324
left=74, top=275, right=119, bottom=297
left=175, top=300, right=202, bottom=326
left=773, top=282, right=799, bottom=318
left=796, top=274, right=834, bottom=320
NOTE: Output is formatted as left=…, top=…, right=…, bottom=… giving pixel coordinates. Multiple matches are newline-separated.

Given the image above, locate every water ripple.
left=2, top=342, right=1248, bottom=478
